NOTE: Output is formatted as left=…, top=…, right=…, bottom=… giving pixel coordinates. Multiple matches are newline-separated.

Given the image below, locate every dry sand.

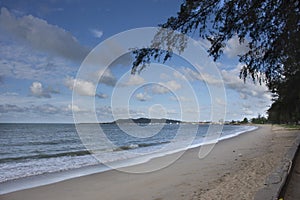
left=1, top=125, right=299, bottom=200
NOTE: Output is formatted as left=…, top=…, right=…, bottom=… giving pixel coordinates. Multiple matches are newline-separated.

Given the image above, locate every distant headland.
left=101, top=118, right=182, bottom=124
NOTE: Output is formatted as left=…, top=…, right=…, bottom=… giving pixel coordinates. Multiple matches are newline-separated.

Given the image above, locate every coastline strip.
left=1, top=125, right=298, bottom=200
left=0, top=125, right=256, bottom=194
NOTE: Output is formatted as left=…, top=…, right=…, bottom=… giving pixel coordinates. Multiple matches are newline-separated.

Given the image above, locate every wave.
left=113, top=144, right=139, bottom=151
left=1, top=142, right=172, bottom=163
left=218, top=126, right=258, bottom=141
left=112, top=141, right=170, bottom=151
left=0, top=150, right=91, bottom=163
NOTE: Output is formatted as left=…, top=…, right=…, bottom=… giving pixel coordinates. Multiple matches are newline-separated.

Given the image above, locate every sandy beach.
left=1, top=125, right=299, bottom=200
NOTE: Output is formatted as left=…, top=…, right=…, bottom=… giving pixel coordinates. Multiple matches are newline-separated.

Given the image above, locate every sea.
left=0, top=123, right=257, bottom=193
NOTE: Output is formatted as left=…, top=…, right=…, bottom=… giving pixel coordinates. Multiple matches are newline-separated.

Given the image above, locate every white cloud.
left=220, top=65, right=270, bottom=101
left=90, top=29, right=103, bottom=38
left=219, top=65, right=273, bottom=120
left=66, top=104, right=87, bottom=112
left=97, top=106, right=146, bottom=120
left=242, top=106, right=254, bottom=115
left=135, top=92, right=150, bottom=101
left=195, top=38, right=211, bottom=50
left=239, top=92, right=247, bottom=99
left=33, top=104, right=61, bottom=114
left=148, top=104, right=166, bottom=119
left=0, top=103, right=62, bottom=115
left=0, top=7, right=89, bottom=61
left=0, top=103, right=64, bottom=115
left=224, top=35, right=249, bottom=58
left=170, top=96, right=191, bottom=102
left=220, top=64, right=272, bottom=115
left=65, top=77, right=95, bottom=96
left=173, top=71, right=186, bottom=80
left=64, top=77, right=108, bottom=98
left=96, top=93, right=108, bottom=99
left=0, top=42, right=76, bottom=83
left=0, top=103, right=75, bottom=122
left=0, top=104, right=27, bottom=113
left=151, top=86, right=170, bottom=94
left=151, top=80, right=181, bottom=94
left=109, top=53, right=133, bottom=68
left=30, top=82, right=45, bottom=97
left=174, top=64, right=271, bottom=119
left=215, top=97, right=226, bottom=106
left=121, top=75, right=145, bottom=86
left=30, top=81, right=57, bottom=98
left=1, top=92, right=19, bottom=96
left=177, top=67, right=221, bottom=85
left=97, top=68, right=117, bottom=86
left=160, top=73, right=170, bottom=80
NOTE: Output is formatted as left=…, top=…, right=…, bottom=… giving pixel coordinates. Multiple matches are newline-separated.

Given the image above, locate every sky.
left=0, top=0, right=272, bottom=123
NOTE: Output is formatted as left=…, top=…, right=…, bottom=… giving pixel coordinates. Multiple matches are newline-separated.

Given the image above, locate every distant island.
left=100, top=118, right=233, bottom=125
left=102, top=118, right=182, bottom=125
left=80, top=117, right=258, bottom=125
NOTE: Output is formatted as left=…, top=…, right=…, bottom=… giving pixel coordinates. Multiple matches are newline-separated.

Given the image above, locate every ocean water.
left=0, top=123, right=256, bottom=184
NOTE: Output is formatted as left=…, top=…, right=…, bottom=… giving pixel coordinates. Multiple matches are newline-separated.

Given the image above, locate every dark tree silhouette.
left=251, top=114, right=268, bottom=124
left=268, top=70, right=300, bottom=124
left=132, top=0, right=300, bottom=124
left=242, top=117, right=249, bottom=124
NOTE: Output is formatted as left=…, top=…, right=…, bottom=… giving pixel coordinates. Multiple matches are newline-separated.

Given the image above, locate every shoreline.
left=0, top=125, right=256, bottom=194
left=1, top=125, right=299, bottom=200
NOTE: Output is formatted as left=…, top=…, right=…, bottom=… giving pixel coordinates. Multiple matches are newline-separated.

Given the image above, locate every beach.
left=1, top=124, right=299, bottom=200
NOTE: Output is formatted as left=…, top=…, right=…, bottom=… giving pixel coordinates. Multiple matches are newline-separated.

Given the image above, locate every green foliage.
left=132, top=0, right=299, bottom=85
left=241, top=117, right=249, bottom=124
left=268, top=71, right=300, bottom=124
left=251, top=114, right=268, bottom=124
left=132, top=0, right=300, bottom=124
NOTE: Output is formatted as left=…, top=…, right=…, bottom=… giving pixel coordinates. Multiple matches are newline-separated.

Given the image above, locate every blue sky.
left=0, top=0, right=272, bottom=123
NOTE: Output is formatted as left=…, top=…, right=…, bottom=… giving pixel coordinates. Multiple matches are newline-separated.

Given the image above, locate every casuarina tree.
left=132, top=0, right=300, bottom=124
